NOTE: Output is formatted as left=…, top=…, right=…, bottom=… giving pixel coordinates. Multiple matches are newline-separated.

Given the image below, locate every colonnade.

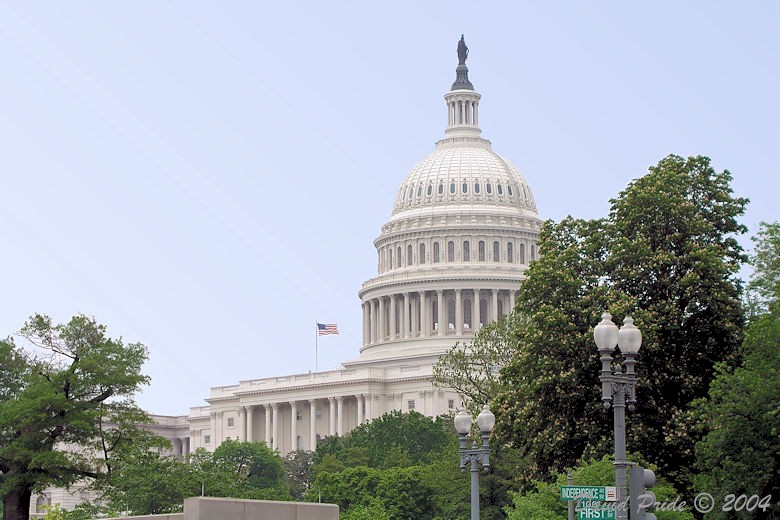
left=362, top=288, right=516, bottom=346
left=210, top=394, right=376, bottom=454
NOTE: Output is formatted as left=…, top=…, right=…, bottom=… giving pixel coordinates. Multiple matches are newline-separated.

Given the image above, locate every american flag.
left=317, top=323, right=339, bottom=336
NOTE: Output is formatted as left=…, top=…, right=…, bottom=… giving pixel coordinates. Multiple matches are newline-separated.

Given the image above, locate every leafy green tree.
left=693, top=222, right=780, bottom=519
left=494, top=155, right=747, bottom=490
left=0, top=314, right=150, bottom=520
left=505, top=455, right=693, bottom=520
left=283, top=449, right=314, bottom=500
left=433, top=314, right=521, bottom=416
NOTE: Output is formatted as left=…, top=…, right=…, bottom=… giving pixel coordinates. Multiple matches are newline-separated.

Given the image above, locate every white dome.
left=391, top=140, right=537, bottom=220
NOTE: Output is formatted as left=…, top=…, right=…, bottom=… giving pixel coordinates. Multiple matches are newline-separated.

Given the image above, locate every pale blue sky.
left=1, top=2, right=777, bottom=415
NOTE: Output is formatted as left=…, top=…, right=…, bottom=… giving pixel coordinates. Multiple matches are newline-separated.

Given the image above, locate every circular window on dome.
left=474, top=182, right=480, bottom=194
left=417, top=186, right=422, bottom=198
left=438, top=182, right=444, bottom=195
left=508, top=185, right=514, bottom=197
left=497, top=183, right=503, bottom=195
left=450, top=182, right=456, bottom=194
left=486, top=182, right=492, bottom=194
left=427, top=184, right=433, bottom=196
left=462, top=182, right=468, bottom=194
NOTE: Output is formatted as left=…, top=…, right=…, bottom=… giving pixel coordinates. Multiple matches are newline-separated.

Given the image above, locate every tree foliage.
left=0, top=314, right=150, bottom=520
left=492, top=155, right=747, bottom=490
left=693, top=222, right=780, bottom=518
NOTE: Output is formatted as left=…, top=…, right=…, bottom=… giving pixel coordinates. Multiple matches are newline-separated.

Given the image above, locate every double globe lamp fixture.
left=455, top=404, right=496, bottom=520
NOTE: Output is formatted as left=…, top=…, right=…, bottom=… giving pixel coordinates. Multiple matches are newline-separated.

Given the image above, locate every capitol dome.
left=354, top=38, right=542, bottom=365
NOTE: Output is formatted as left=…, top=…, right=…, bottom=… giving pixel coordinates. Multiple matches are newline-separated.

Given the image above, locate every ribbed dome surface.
left=391, top=141, right=537, bottom=218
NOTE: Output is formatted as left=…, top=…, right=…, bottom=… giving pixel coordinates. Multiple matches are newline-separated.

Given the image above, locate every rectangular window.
left=448, top=399, right=455, bottom=409
left=227, top=417, right=234, bottom=428
left=296, top=410, right=303, bottom=421
left=204, top=434, right=211, bottom=445
left=315, top=408, right=322, bottom=419
left=408, top=400, right=416, bottom=410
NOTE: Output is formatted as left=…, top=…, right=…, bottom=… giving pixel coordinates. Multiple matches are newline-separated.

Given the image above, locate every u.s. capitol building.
left=172, top=38, right=542, bottom=458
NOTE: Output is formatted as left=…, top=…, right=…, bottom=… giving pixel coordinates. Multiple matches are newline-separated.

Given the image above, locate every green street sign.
left=576, top=508, right=616, bottom=519
left=560, top=486, right=617, bottom=501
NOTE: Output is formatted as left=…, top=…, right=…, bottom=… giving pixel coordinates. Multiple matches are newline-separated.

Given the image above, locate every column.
left=362, top=302, right=369, bottom=346
left=216, top=411, right=223, bottom=445
left=437, top=290, right=445, bottom=336
left=328, top=397, right=336, bottom=436
left=419, top=291, right=427, bottom=336
left=290, top=401, right=297, bottom=452
left=173, top=438, right=182, bottom=457
left=264, top=404, right=272, bottom=447
left=336, top=397, right=344, bottom=436
left=402, top=292, right=410, bottom=339
left=411, top=294, right=419, bottom=336
left=378, top=297, right=386, bottom=341
left=183, top=437, right=190, bottom=456
left=271, top=403, right=279, bottom=452
left=309, top=399, right=317, bottom=450
left=510, top=290, right=516, bottom=310
left=239, top=406, right=246, bottom=442
left=246, top=406, right=254, bottom=443
left=474, top=289, right=481, bottom=331
left=357, top=394, right=364, bottom=425
left=389, top=294, right=397, bottom=339
left=370, top=299, right=378, bottom=343
left=492, top=289, right=499, bottom=322
left=210, top=412, right=216, bottom=451
left=455, top=289, right=463, bottom=335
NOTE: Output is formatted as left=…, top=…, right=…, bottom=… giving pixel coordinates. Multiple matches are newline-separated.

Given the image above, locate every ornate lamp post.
left=454, top=404, right=495, bottom=520
left=593, top=312, right=643, bottom=520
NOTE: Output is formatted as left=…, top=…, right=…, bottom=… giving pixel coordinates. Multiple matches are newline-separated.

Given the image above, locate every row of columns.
left=448, top=98, right=479, bottom=127
left=362, top=288, right=517, bottom=346
left=211, top=395, right=373, bottom=453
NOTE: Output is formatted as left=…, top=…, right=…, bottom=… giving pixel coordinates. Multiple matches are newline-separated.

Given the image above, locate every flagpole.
left=315, top=322, right=318, bottom=373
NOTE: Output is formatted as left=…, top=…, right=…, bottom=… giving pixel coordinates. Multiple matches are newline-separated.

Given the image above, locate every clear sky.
left=1, top=2, right=777, bottom=415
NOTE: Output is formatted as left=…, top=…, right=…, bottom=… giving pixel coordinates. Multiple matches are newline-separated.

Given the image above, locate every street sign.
left=576, top=508, right=616, bottom=519
left=561, top=486, right=618, bottom=501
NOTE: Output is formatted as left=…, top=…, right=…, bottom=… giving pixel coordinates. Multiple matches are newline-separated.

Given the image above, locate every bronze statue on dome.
left=457, top=35, right=468, bottom=65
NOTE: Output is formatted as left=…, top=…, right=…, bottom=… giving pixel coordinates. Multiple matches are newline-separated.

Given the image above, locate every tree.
left=0, top=314, right=150, bottom=520
left=693, top=222, right=780, bottom=518
left=494, top=155, right=747, bottom=489
left=282, top=449, right=314, bottom=500
left=433, top=314, right=521, bottom=416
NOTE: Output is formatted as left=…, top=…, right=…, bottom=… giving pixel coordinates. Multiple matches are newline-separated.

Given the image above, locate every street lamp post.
left=593, top=312, right=643, bottom=520
left=454, top=404, right=495, bottom=520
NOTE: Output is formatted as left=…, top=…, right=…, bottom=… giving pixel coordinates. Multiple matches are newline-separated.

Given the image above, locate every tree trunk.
left=2, top=484, right=32, bottom=520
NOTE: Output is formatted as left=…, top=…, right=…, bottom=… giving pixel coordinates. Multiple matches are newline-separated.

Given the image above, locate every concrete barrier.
left=95, top=515, right=183, bottom=520
left=183, top=497, right=338, bottom=520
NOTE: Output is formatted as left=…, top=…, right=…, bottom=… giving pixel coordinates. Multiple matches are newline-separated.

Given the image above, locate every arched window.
left=464, top=299, right=472, bottom=329
left=419, top=243, right=426, bottom=264
left=407, top=186, right=413, bottom=200
left=407, top=244, right=413, bottom=266
left=478, top=241, right=485, bottom=262
left=463, top=241, right=470, bottom=261
left=417, top=185, right=422, bottom=198
left=508, top=185, right=514, bottom=197
left=433, top=242, right=440, bottom=263
left=486, top=182, right=492, bottom=194
left=531, top=244, right=536, bottom=260
left=447, top=298, right=456, bottom=331
left=397, top=246, right=402, bottom=268
left=447, top=241, right=455, bottom=262
left=462, top=182, right=469, bottom=193
left=493, top=241, right=500, bottom=262
left=519, top=243, right=526, bottom=264
left=427, top=184, right=432, bottom=196
left=474, top=182, right=480, bottom=194
left=507, top=242, right=514, bottom=263
left=450, top=182, right=456, bottom=194
left=497, top=183, right=503, bottom=195
left=438, top=182, right=444, bottom=195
